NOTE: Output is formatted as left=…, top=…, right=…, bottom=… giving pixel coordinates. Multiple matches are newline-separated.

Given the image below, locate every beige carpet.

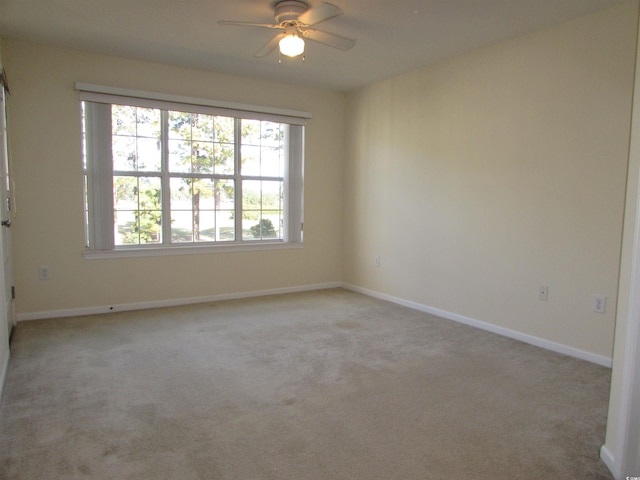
left=0, top=288, right=613, bottom=479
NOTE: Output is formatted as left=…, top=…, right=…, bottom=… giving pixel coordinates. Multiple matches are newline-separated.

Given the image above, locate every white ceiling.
left=0, top=0, right=630, bottom=92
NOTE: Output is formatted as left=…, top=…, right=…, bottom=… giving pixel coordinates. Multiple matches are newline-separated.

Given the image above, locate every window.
left=79, top=84, right=307, bottom=256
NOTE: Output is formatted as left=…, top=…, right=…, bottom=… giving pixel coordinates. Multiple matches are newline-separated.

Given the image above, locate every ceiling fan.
left=218, top=1, right=356, bottom=59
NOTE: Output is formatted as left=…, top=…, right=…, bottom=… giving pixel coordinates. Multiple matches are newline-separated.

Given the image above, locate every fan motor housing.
left=274, top=0, right=309, bottom=24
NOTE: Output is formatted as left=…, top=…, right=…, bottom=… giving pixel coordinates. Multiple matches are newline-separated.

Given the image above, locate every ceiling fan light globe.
left=279, top=34, right=305, bottom=57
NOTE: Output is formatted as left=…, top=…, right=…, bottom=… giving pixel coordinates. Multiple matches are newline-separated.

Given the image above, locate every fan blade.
left=297, top=2, right=343, bottom=26
left=302, top=28, right=355, bottom=51
left=218, top=20, right=282, bottom=29
left=254, top=33, right=286, bottom=58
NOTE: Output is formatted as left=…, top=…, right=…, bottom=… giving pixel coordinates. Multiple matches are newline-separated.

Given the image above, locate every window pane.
left=137, top=137, right=161, bottom=172
left=242, top=179, right=261, bottom=217
left=115, top=210, right=137, bottom=246
left=170, top=177, right=191, bottom=203
left=113, top=176, right=137, bottom=210
left=113, top=176, right=162, bottom=245
left=243, top=215, right=280, bottom=241
left=138, top=211, right=162, bottom=245
left=214, top=117, right=235, bottom=175
left=136, top=108, right=161, bottom=138
left=261, top=146, right=283, bottom=177
left=170, top=177, right=191, bottom=242
left=112, top=105, right=161, bottom=173
left=192, top=179, right=214, bottom=241
left=169, top=139, right=192, bottom=173
left=171, top=177, right=213, bottom=243
left=196, top=179, right=216, bottom=209
left=169, top=131, right=215, bottom=174
left=241, top=145, right=260, bottom=176
left=262, top=210, right=283, bottom=239
left=240, top=121, right=285, bottom=177
left=114, top=211, right=162, bottom=246
left=217, top=210, right=235, bottom=241
left=242, top=179, right=283, bottom=241
left=192, top=141, right=214, bottom=174
left=171, top=209, right=193, bottom=243
left=214, top=143, right=234, bottom=175
left=112, top=105, right=136, bottom=136
left=243, top=217, right=255, bottom=241
left=171, top=177, right=236, bottom=243
left=191, top=113, right=214, bottom=141
left=241, top=119, right=261, bottom=145
left=113, top=136, right=136, bottom=171
left=195, top=210, right=216, bottom=242
left=215, top=116, right=234, bottom=143
left=139, top=177, right=162, bottom=210
left=217, top=179, right=235, bottom=213
left=168, top=111, right=193, bottom=140
left=261, top=122, right=284, bottom=147
left=262, top=180, right=283, bottom=210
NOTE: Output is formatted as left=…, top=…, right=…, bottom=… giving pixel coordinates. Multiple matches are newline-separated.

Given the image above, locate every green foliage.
left=133, top=208, right=162, bottom=243
left=114, top=179, right=162, bottom=244
left=250, top=218, right=276, bottom=239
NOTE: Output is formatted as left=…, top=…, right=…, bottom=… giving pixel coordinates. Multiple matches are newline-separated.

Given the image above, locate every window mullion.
left=160, top=110, right=172, bottom=244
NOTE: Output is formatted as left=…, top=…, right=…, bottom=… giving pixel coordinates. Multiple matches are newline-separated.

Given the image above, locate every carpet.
left=0, top=288, right=613, bottom=479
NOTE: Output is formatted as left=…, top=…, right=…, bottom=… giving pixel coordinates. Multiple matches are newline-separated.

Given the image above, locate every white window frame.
left=77, top=83, right=308, bottom=258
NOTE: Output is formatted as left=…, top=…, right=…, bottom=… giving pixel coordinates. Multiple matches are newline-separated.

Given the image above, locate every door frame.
left=602, top=9, right=640, bottom=478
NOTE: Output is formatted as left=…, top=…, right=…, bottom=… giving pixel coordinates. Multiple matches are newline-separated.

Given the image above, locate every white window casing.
left=77, top=83, right=309, bottom=257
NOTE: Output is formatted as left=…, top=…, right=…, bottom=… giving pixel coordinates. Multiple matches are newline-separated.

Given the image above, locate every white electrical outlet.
left=538, top=285, right=548, bottom=302
left=374, top=255, right=381, bottom=268
left=39, top=265, right=51, bottom=280
left=593, top=295, right=606, bottom=314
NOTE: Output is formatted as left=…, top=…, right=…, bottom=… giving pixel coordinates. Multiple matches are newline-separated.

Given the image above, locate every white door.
left=0, top=81, right=14, bottom=339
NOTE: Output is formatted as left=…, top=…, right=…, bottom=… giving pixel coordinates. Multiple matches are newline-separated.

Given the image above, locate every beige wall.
left=2, top=40, right=345, bottom=315
left=343, top=2, right=638, bottom=358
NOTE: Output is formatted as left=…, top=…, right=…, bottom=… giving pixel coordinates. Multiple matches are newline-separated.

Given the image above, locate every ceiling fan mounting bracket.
left=274, top=0, right=309, bottom=25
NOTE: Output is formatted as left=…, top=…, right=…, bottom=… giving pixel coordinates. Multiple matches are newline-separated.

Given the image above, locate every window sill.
left=84, top=241, right=303, bottom=259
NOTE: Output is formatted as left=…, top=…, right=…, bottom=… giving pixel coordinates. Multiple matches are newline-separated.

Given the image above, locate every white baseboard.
left=15, top=281, right=613, bottom=368
left=599, top=444, right=619, bottom=480
left=342, top=283, right=613, bottom=368
left=16, top=282, right=342, bottom=322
